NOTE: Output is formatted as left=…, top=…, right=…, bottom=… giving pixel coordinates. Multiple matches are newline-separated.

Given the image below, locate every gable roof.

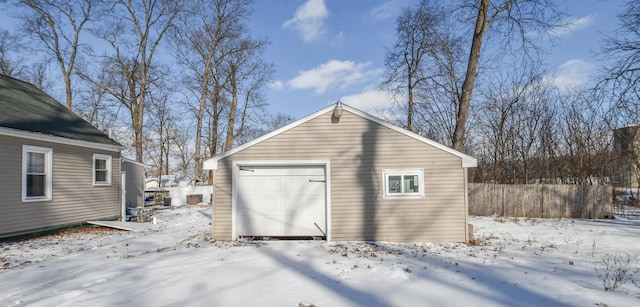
left=0, top=74, right=121, bottom=148
left=204, top=102, right=477, bottom=169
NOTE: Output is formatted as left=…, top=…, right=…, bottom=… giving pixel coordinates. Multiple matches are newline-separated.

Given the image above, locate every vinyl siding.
left=122, top=161, right=145, bottom=207
left=0, top=134, right=121, bottom=238
left=213, top=110, right=467, bottom=242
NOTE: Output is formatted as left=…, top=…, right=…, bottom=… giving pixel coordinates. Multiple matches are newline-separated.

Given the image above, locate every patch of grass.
left=467, top=238, right=488, bottom=246
left=0, top=224, right=122, bottom=243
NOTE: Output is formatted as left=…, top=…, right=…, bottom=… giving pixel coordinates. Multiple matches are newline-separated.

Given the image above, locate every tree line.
left=1, top=0, right=638, bottom=187
left=382, top=0, right=639, bottom=186
left=0, top=0, right=284, bottom=182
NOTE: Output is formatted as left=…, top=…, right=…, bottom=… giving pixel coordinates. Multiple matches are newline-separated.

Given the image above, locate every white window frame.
left=93, top=154, right=112, bottom=186
left=382, top=169, right=425, bottom=199
left=22, top=145, right=53, bottom=202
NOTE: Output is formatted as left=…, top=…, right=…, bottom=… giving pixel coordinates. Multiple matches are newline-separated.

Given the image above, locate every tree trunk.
left=224, top=67, right=238, bottom=152
left=134, top=102, right=144, bottom=162
left=452, top=0, right=490, bottom=151
left=194, top=76, right=209, bottom=180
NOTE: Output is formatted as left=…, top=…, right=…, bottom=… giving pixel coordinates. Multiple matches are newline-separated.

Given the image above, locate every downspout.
left=121, top=171, right=127, bottom=222
left=464, top=168, right=470, bottom=243
left=211, top=169, right=216, bottom=241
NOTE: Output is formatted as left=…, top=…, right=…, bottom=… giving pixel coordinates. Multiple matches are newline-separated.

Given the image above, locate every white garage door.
left=236, top=165, right=326, bottom=237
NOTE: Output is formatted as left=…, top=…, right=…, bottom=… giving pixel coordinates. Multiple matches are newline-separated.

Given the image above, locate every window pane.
left=28, top=152, right=45, bottom=173
left=96, top=170, right=107, bottom=182
left=27, top=174, right=45, bottom=197
left=404, top=175, right=419, bottom=193
left=95, top=159, right=107, bottom=170
left=388, top=175, right=401, bottom=193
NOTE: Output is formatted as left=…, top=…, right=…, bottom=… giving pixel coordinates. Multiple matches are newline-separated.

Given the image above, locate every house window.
left=93, top=154, right=112, bottom=186
left=22, top=145, right=53, bottom=202
left=382, top=169, right=424, bottom=199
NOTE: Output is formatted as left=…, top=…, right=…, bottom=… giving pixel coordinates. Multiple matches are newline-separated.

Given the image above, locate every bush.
left=594, top=253, right=639, bottom=292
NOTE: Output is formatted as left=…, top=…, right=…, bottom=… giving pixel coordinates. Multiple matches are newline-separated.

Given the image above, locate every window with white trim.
left=93, top=154, right=112, bottom=186
left=382, top=169, right=424, bottom=199
left=22, top=145, right=53, bottom=202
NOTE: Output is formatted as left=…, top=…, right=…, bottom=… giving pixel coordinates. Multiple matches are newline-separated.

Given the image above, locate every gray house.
left=0, top=74, right=123, bottom=238
left=203, top=102, right=477, bottom=243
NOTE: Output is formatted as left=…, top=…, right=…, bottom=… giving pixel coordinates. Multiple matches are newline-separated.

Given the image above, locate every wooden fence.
left=468, top=183, right=613, bottom=219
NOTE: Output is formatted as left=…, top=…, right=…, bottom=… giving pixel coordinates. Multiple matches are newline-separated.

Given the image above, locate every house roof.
left=0, top=74, right=121, bottom=147
left=203, top=102, right=477, bottom=170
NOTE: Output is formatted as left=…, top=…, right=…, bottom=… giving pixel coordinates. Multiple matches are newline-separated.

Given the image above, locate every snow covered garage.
left=203, top=102, right=477, bottom=242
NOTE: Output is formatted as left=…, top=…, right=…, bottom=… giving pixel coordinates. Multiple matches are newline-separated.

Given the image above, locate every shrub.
left=594, top=253, right=639, bottom=292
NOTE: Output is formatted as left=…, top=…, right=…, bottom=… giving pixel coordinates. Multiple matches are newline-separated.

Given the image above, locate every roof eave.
left=202, top=104, right=336, bottom=170
left=202, top=103, right=478, bottom=169
left=0, top=126, right=122, bottom=152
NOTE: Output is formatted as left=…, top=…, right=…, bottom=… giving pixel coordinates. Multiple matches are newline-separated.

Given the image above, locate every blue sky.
left=248, top=0, right=623, bottom=118
left=0, top=0, right=624, bottom=119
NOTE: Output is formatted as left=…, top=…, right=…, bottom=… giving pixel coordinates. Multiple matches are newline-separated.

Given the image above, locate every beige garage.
left=204, top=102, right=477, bottom=243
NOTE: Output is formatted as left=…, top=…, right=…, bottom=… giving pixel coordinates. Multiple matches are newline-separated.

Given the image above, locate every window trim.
left=93, top=154, right=112, bottom=186
left=382, top=169, right=425, bottom=199
left=22, top=145, right=53, bottom=202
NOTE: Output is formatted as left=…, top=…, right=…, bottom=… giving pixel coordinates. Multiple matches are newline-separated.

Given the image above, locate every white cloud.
left=368, top=0, right=406, bottom=20
left=550, top=15, right=593, bottom=37
left=288, top=60, right=382, bottom=94
left=340, top=89, right=395, bottom=113
left=282, top=0, right=329, bottom=43
left=269, top=80, right=283, bottom=90
left=547, top=59, right=596, bottom=91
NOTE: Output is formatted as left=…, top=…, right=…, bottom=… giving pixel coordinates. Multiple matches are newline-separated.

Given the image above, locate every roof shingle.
left=0, top=74, right=121, bottom=147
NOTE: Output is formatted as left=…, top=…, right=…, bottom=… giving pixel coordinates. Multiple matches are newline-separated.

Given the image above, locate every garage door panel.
left=236, top=165, right=327, bottom=237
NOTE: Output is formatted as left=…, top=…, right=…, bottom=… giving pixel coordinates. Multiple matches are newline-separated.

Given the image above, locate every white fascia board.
left=202, top=102, right=478, bottom=169
left=203, top=105, right=336, bottom=170
left=0, top=126, right=122, bottom=152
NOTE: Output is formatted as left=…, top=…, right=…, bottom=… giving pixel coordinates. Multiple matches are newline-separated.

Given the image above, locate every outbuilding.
left=203, top=102, right=477, bottom=242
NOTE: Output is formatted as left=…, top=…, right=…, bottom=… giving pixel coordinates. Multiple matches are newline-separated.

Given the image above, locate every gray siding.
left=0, top=134, right=121, bottom=238
left=122, top=161, right=145, bottom=208
left=213, top=110, right=467, bottom=242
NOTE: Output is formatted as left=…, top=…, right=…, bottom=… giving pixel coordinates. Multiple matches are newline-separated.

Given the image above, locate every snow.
left=2, top=207, right=640, bottom=306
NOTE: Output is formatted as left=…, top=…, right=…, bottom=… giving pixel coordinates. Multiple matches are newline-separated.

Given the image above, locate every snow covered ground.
left=1, top=206, right=640, bottom=306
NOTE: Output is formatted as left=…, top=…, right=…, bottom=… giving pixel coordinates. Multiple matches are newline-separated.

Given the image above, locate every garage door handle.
left=309, top=180, right=326, bottom=182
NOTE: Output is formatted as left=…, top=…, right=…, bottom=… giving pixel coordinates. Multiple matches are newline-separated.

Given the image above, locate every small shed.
left=121, top=159, right=149, bottom=208
left=203, top=102, right=477, bottom=243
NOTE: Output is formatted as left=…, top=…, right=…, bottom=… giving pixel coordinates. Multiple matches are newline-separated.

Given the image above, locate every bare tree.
left=85, top=0, right=181, bottom=162
left=511, top=78, right=555, bottom=184
left=0, top=30, right=24, bottom=77
left=222, top=37, right=272, bottom=151
left=171, top=121, right=195, bottom=177
left=383, top=0, right=562, bottom=150
left=381, top=0, right=447, bottom=132
left=476, top=63, right=545, bottom=183
left=18, top=0, right=93, bottom=109
left=598, top=0, right=640, bottom=126
left=558, top=89, right=612, bottom=185
left=0, top=29, right=52, bottom=90
left=451, top=0, right=563, bottom=151
left=145, top=90, right=174, bottom=177
left=172, top=0, right=252, bottom=179
left=73, top=69, right=120, bottom=132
